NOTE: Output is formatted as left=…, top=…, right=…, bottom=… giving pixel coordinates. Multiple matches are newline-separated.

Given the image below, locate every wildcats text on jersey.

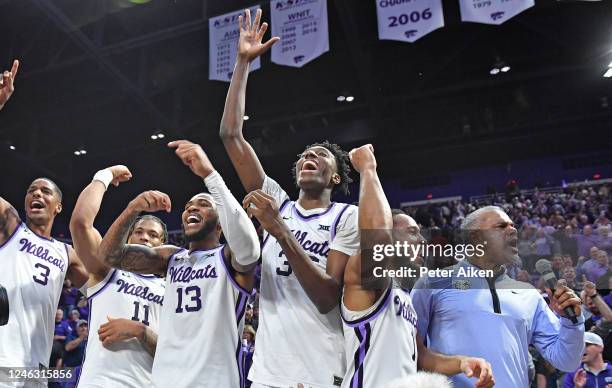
left=17, top=237, right=66, bottom=272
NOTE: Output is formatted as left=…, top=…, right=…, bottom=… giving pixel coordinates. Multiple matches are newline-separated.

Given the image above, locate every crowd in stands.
left=51, top=181, right=610, bottom=388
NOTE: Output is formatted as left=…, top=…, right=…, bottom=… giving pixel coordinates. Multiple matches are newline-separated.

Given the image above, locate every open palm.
left=237, top=9, right=280, bottom=62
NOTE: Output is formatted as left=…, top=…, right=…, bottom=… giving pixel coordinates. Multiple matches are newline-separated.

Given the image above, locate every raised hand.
left=168, top=140, right=214, bottom=178
left=237, top=9, right=280, bottom=63
left=0, top=60, right=19, bottom=109
left=573, top=368, right=586, bottom=388
left=107, top=165, right=133, bottom=187
left=349, top=144, right=377, bottom=173
left=128, top=191, right=171, bottom=214
left=243, top=190, right=286, bottom=239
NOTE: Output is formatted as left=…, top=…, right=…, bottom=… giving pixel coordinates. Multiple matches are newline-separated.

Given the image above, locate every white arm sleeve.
left=204, top=171, right=260, bottom=266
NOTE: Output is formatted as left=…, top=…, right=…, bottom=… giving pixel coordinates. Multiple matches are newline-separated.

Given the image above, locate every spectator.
left=580, top=282, right=612, bottom=335
left=77, top=297, right=89, bottom=321
left=60, top=279, right=80, bottom=318
left=563, top=267, right=581, bottom=293
left=54, top=309, right=72, bottom=344
left=68, top=309, right=81, bottom=332
left=555, top=226, right=579, bottom=262
left=562, top=332, right=612, bottom=388
left=245, top=304, right=258, bottom=331
left=241, top=325, right=256, bottom=388
left=551, top=254, right=564, bottom=279
left=576, top=226, right=600, bottom=258
left=63, top=320, right=89, bottom=388
left=579, top=250, right=608, bottom=283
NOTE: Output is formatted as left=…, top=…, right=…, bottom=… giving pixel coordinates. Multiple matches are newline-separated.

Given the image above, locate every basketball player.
left=220, top=9, right=359, bottom=387
left=0, top=59, right=18, bottom=111
left=69, top=165, right=166, bottom=387
left=97, top=140, right=260, bottom=387
left=341, top=144, right=495, bottom=388
left=0, top=177, right=89, bottom=386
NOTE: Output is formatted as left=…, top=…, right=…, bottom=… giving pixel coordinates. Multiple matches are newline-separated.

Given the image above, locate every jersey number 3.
left=32, top=263, right=50, bottom=286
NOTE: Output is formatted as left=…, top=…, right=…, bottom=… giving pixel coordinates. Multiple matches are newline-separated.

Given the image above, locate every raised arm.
left=343, top=145, right=393, bottom=311
left=69, top=166, right=132, bottom=283
left=218, top=9, right=279, bottom=192
left=98, top=191, right=176, bottom=276
left=0, top=59, right=19, bottom=111
left=168, top=139, right=260, bottom=289
left=0, top=196, right=20, bottom=246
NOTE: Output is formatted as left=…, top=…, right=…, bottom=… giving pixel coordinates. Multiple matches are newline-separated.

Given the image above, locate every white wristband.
left=93, top=169, right=113, bottom=191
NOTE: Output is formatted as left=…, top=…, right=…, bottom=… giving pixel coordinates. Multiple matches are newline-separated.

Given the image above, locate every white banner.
left=209, top=5, right=261, bottom=82
left=459, top=0, right=534, bottom=25
left=375, top=0, right=444, bottom=43
left=270, top=0, right=329, bottom=68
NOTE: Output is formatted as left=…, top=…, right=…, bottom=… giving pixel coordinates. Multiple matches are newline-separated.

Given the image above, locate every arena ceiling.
left=1, top=0, right=611, bottom=232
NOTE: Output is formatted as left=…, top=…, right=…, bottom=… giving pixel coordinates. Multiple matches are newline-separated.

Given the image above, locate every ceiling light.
left=80, top=149, right=87, bottom=155
left=151, top=134, right=158, bottom=140
left=157, top=133, right=165, bottom=139
left=337, top=95, right=346, bottom=102
left=346, top=96, right=355, bottom=102
left=74, top=150, right=81, bottom=156
left=9, top=145, right=15, bottom=150
left=243, top=115, right=250, bottom=120
left=604, top=68, right=612, bottom=78
left=501, top=66, right=511, bottom=72
left=490, top=68, right=500, bottom=75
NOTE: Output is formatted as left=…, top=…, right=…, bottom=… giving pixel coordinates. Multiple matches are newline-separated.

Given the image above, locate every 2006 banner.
left=459, top=0, right=535, bottom=25
left=375, top=0, right=445, bottom=43
left=209, top=5, right=261, bottom=82
left=270, top=0, right=330, bottom=68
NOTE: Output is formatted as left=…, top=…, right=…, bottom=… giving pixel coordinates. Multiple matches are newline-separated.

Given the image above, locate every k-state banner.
left=209, top=5, right=261, bottom=82
left=270, top=0, right=329, bottom=68
left=459, top=0, right=534, bottom=25
left=375, top=0, right=445, bottom=43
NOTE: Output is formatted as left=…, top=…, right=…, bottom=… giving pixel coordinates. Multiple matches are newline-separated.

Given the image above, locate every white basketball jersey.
left=249, top=177, right=359, bottom=388
left=0, top=223, right=69, bottom=387
left=341, top=287, right=418, bottom=388
left=152, top=245, right=251, bottom=388
left=77, top=269, right=165, bottom=388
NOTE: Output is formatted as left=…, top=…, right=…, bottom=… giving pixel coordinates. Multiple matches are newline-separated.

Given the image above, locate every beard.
left=183, top=217, right=218, bottom=243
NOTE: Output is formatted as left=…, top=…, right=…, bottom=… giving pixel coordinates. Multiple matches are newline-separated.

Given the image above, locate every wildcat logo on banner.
left=270, top=0, right=329, bottom=68
left=459, top=0, right=534, bottom=25
left=375, top=0, right=445, bottom=43
left=209, top=5, right=261, bottom=82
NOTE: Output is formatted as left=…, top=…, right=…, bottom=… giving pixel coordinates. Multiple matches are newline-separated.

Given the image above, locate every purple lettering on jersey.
left=19, top=238, right=65, bottom=272
left=394, top=295, right=418, bottom=328
left=115, top=279, right=164, bottom=305
left=168, top=264, right=218, bottom=284
left=291, top=230, right=330, bottom=258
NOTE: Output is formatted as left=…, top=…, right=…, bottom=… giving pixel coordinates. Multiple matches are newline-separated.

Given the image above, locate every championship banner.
left=459, top=0, right=534, bottom=25
left=209, top=5, right=261, bottom=82
left=375, top=0, right=445, bottom=43
left=270, top=0, right=329, bottom=68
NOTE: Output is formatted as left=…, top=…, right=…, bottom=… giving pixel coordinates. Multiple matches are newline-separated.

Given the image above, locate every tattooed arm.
left=98, top=191, right=177, bottom=276
left=98, top=317, right=158, bottom=357
left=0, top=197, right=21, bottom=246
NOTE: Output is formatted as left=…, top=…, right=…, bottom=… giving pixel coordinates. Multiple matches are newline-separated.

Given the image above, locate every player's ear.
left=332, top=173, right=341, bottom=185
left=55, top=202, right=63, bottom=216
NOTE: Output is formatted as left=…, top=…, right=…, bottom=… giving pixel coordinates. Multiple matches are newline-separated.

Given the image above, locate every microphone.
left=535, top=259, right=578, bottom=324
left=0, top=282, right=8, bottom=326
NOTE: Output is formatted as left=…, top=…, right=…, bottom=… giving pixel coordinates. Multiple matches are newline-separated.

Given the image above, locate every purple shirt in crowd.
left=563, top=363, right=612, bottom=388
left=576, top=234, right=602, bottom=258
left=54, top=319, right=72, bottom=339
left=60, top=287, right=79, bottom=307
left=579, top=259, right=608, bottom=283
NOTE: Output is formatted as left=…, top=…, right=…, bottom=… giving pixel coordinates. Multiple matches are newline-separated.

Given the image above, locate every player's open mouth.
left=301, top=160, right=318, bottom=172
left=186, top=214, right=202, bottom=226
left=29, top=200, right=46, bottom=211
